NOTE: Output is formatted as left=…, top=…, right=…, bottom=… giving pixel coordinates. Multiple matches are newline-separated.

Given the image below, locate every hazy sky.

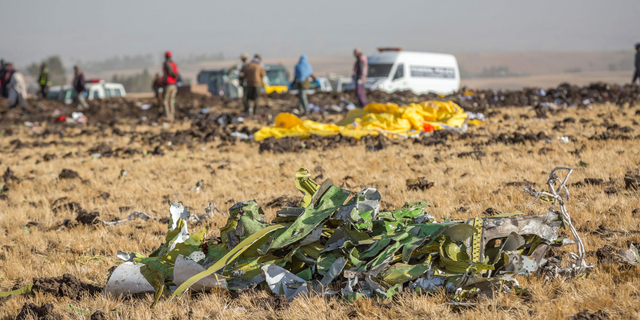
left=1, top=0, right=639, bottom=64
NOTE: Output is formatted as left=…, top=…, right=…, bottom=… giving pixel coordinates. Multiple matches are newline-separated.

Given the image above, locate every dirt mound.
left=59, top=169, right=80, bottom=179
left=16, top=303, right=60, bottom=320
left=572, top=309, right=608, bottom=320
left=32, top=273, right=102, bottom=300
left=406, top=177, right=434, bottom=191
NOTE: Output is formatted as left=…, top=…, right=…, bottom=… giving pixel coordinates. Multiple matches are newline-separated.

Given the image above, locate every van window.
left=410, top=66, right=456, bottom=79
left=393, top=64, right=404, bottom=80
left=368, top=64, right=393, bottom=78
left=93, top=90, right=99, bottom=99
left=114, top=88, right=122, bottom=97
left=104, top=88, right=112, bottom=98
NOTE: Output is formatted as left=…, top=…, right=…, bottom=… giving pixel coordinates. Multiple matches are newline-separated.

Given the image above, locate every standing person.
left=6, top=63, right=27, bottom=109
left=633, top=43, right=640, bottom=85
left=162, top=51, right=179, bottom=121
left=243, top=54, right=266, bottom=115
left=73, top=66, right=89, bottom=109
left=38, top=63, right=50, bottom=98
left=152, top=73, right=163, bottom=106
left=352, top=48, right=368, bottom=107
left=238, top=53, right=248, bottom=102
left=0, top=60, right=11, bottom=98
left=293, top=55, right=316, bottom=115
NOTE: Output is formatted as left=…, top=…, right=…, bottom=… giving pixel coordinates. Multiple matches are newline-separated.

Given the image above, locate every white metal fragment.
left=104, top=262, right=154, bottom=296
left=102, top=211, right=158, bottom=226
left=261, top=264, right=308, bottom=299
left=173, top=255, right=227, bottom=291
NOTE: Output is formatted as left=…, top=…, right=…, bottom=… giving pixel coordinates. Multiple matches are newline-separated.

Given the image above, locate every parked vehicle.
left=288, top=77, right=333, bottom=95
left=198, top=64, right=290, bottom=98
left=327, top=73, right=353, bottom=92
left=346, top=48, right=460, bottom=95
left=47, top=79, right=126, bottom=104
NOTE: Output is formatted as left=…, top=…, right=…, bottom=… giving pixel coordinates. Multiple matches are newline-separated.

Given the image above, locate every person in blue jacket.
left=293, top=55, right=316, bottom=115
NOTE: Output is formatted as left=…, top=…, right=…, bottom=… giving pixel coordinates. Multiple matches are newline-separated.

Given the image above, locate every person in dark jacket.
left=73, top=66, right=89, bottom=109
left=352, top=48, right=368, bottom=107
left=293, top=55, right=316, bottom=115
left=152, top=73, right=163, bottom=105
left=633, top=43, right=640, bottom=85
left=39, top=63, right=50, bottom=98
left=162, top=51, right=179, bottom=121
left=0, top=60, right=12, bottom=98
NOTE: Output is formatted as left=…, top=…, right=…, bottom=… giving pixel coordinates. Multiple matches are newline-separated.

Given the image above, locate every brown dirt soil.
left=16, top=302, right=61, bottom=320
left=1, top=91, right=640, bottom=319
left=32, top=273, right=102, bottom=300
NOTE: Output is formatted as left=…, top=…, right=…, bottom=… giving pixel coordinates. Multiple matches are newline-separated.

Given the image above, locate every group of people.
left=230, top=53, right=266, bottom=115
left=233, top=48, right=369, bottom=116
left=5, top=43, right=636, bottom=119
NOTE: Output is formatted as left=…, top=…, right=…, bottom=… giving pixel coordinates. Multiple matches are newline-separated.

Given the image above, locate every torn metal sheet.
left=262, top=264, right=308, bottom=299
left=173, top=255, right=227, bottom=291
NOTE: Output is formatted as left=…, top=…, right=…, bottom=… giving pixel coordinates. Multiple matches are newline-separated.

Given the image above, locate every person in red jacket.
left=162, top=51, right=179, bottom=121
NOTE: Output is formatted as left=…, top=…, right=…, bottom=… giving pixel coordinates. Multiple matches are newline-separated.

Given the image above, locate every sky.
left=1, top=0, right=639, bottom=65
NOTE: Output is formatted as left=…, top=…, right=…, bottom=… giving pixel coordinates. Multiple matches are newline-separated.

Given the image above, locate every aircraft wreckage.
left=102, top=166, right=594, bottom=308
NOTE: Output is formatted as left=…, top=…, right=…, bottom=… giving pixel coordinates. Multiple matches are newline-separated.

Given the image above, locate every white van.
left=359, top=49, right=461, bottom=95
left=47, top=80, right=126, bottom=104
left=84, top=79, right=126, bottom=100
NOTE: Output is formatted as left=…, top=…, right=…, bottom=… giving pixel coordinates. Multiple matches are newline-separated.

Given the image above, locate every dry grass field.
left=1, top=102, right=640, bottom=319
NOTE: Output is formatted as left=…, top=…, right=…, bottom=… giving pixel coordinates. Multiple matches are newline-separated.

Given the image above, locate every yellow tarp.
left=254, top=100, right=470, bottom=141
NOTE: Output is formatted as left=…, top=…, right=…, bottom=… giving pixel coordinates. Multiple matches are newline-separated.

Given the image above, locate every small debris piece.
left=406, top=177, right=435, bottom=191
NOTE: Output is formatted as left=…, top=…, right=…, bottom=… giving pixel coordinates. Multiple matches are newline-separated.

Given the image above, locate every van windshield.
left=368, top=64, right=393, bottom=78
left=266, top=69, right=288, bottom=86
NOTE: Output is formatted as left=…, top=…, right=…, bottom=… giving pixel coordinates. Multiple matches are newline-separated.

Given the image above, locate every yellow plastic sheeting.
left=253, top=100, right=469, bottom=141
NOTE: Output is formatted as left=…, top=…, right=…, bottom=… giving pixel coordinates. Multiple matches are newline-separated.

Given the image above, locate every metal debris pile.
left=105, top=167, right=594, bottom=308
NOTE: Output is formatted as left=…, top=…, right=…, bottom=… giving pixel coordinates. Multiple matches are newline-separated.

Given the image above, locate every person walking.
left=293, top=55, right=316, bottom=115
left=162, top=51, right=179, bottom=121
left=6, top=63, right=27, bottom=109
left=73, top=66, right=89, bottom=109
left=243, top=54, right=266, bottom=115
left=633, top=43, right=640, bottom=85
left=353, top=48, right=368, bottom=107
left=38, top=63, right=51, bottom=98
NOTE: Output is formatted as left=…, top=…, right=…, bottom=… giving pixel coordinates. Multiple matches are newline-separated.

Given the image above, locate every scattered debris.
left=92, top=166, right=589, bottom=308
